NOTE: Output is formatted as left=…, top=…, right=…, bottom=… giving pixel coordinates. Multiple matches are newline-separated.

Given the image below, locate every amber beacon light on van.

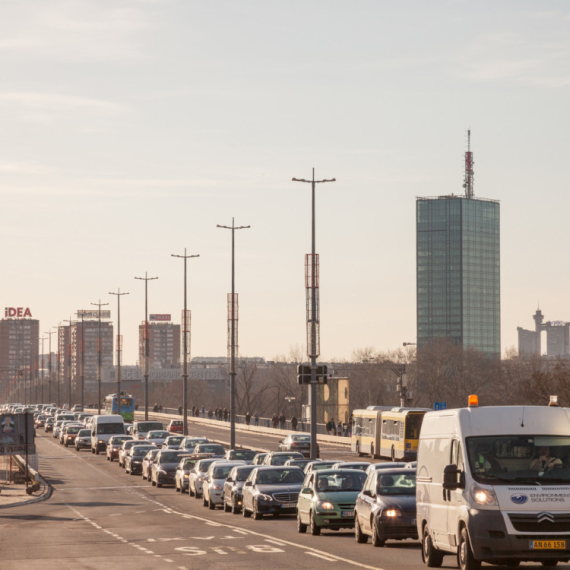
left=468, top=395, right=479, bottom=407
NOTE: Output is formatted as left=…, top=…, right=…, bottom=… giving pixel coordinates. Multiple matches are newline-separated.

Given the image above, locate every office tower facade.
left=416, top=195, right=501, bottom=356
left=70, top=321, right=114, bottom=387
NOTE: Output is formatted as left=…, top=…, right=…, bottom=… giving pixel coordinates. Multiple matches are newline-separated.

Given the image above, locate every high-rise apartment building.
left=416, top=134, right=500, bottom=356
left=138, top=321, right=180, bottom=369
left=0, top=317, right=39, bottom=389
left=71, top=321, right=114, bottom=387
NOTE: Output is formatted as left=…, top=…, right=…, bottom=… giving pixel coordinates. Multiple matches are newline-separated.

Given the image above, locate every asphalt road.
left=0, top=430, right=423, bottom=570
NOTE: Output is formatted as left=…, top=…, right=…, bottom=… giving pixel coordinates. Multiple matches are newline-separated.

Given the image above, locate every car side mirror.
left=301, top=488, right=313, bottom=495
left=244, top=481, right=252, bottom=487
left=91, top=431, right=95, bottom=437
left=362, top=490, right=372, bottom=497
left=226, top=477, right=233, bottom=482
left=443, top=464, right=464, bottom=490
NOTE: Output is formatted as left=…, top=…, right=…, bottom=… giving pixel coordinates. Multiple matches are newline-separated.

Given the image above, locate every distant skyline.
left=1, top=1, right=569, bottom=364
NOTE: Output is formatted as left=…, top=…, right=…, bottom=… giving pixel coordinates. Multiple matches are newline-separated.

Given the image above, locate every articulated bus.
left=351, top=406, right=429, bottom=461
left=104, top=393, right=135, bottom=422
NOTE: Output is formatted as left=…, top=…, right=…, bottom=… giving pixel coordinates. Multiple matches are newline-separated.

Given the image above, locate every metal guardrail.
left=148, top=408, right=351, bottom=437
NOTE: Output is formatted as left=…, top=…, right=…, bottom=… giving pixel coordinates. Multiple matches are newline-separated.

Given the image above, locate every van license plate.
left=530, top=541, right=566, bottom=550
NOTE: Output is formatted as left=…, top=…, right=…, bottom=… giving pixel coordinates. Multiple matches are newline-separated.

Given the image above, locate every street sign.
left=434, top=401, right=447, bottom=411
left=297, top=364, right=328, bottom=384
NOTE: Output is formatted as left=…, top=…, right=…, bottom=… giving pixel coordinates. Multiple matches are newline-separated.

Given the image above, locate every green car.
left=297, top=469, right=367, bottom=536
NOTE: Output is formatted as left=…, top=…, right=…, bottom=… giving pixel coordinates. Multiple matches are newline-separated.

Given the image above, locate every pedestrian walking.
left=272, top=414, right=278, bottom=429
left=291, top=416, right=298, bottom=431
left=278, top=412, right=285, bottom=429
left=178, top=405, right=182, bottom=415
left=254, top=411, right=259, bottom=426
left=245, top=411, right=251, bottom=426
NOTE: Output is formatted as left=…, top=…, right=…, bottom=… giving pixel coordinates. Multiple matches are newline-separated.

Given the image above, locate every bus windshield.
left=405, top=414, right=424, bottom=440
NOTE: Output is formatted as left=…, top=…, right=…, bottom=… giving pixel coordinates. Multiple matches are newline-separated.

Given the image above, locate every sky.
left=1, top=0, right=569, bottom=364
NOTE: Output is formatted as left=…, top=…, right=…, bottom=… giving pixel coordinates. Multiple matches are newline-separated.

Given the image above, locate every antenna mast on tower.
left=463, top=129, right=474, bottom=198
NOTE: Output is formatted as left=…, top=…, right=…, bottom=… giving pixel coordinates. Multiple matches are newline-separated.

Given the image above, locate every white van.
left=132, top=420, right=164, bottom=441
left=417, top=401, right=570, bottom=570
left=91, top=414, right=125, bottom=454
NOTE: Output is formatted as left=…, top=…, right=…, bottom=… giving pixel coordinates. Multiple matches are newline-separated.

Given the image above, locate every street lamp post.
left=63, top=317, right=76, bottom=409
left=292, top=169, right=336, bottom=459
left=134, top=273, right=158, bottom=421
left=75, top=311, right=86, bottom=411
left=40, top=337, right=46, bottom=403
left=91, top=300, right=109, bottom=415
left=217, top=219, right=250, bottom=451
left=109, top=289, right=129, bottom=416
left=171, top=249, right=199, bottom=436
left=45, top=330, right=55, bottom=404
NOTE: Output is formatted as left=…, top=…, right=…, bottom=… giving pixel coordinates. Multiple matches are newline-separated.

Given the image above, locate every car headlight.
left=258, top=493, right=274, bottom=502
left=317, top=501, right=335, bottom=511
left=183, top=474, right=189, bottom=479
left=471, top=484, right=498, bottom=506
left=382, top=508, right=402, bottom=517
left=212, top=484, right=222, bottom=491
left=98, top=440, right=104, bottom=444
left=197, top=475, right=205, bottom=482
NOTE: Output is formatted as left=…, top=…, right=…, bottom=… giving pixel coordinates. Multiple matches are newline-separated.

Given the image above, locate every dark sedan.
left=278, top=433, right=319, bottom=458
left=125, top=445, right=156, bottom=475
left=223, top=464, right=255, bottom=514
left=354, top=468, right=417, bottom=547
left=242, top=466, right=304, bottom=520
left=151, top=450, right=187, bottom=487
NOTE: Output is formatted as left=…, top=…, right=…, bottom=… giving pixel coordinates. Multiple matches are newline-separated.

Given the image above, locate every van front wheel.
left=458, top=527, right=480, bottom=570
left=422, top=525, right=444, bottom=567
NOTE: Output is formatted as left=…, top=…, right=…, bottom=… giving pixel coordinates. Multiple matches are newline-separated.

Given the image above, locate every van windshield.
left=97, top=423, right=125, bottom=435
left=466, top=436, right=570, bottom=485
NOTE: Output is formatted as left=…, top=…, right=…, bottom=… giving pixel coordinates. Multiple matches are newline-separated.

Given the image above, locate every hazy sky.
left=1, top=0, right=569, bottom=364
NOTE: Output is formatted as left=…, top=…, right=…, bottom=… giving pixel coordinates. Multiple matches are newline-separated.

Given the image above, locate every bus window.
left=405, top=414, right=424, bottom=440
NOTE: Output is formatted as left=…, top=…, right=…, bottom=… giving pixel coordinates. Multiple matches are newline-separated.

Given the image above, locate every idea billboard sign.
left=4, top=307, right=32, bottom=318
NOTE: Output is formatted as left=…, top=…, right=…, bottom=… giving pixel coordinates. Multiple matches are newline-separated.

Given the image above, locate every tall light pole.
left=53, top=325, right=60, bottom=406
left=109, top=289, right=129, bottom=416
left=171, top=250, right=199, bottom=436
left=134, top=273, right=158, bottom=421
left=217, top=218, right=250, bottom=451
left=63, top=317, right=76, bottom=408
left=292, top=169, right=336, bottom=459
left=45, top=330, right=55, bottom=404
left=76, top=311, right=86, bottom=411
left=91, top=300, right=109, bottom=415
left=40, top=337, right=46, bottom=402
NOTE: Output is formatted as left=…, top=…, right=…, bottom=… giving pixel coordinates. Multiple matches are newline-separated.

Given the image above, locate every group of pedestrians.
left=325, top=417, right=351, bottom=437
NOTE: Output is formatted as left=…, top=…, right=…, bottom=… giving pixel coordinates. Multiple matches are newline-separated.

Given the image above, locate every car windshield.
left=311, top=462, right=336, bottom=471
left=229, top=450, right=257, bottom=461
left=272, top=454, right=301, bottom=466
left=159, top=452, right=183, bottom=463
left=235, top=467, right=255, bottom=481
left=112, top=437, right=130, bottom=444
left=67, top=427, right=81, bottom=434
left=123, top=441, right=138, bottom=449
left=166, top=437, right=183, bottom=444
left=292, top=435, right=310, bottom=442
left=133, top=446, right=154, bottom=456
left=145, top=450, right=159, bottom=459
left=466, top=435, right=570, bottom=485
left=197, top=445, right=224, bottom=454
left=97, top=423, right=125, bottom=435
left=212, top=465, right=233, bottom=478
left=257, top=469, right=304, bottom=484
left=316, top=471, right=367, bottom=492
left=138, top=422, right=163, bottom=432
left=183, top=458, right=198, bottom=469
left=148, top=431, right=169, bottom=439
left=376, top=472, right=416, bottom=495
left=197, top=459, right=216, bottom=472
left=340, top=464, right=369, bottom=471
left=78, top=429, right=90, bottom=436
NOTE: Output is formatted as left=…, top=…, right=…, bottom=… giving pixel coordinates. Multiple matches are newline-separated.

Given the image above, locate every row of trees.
left=87, top=340, right=570, bottom=416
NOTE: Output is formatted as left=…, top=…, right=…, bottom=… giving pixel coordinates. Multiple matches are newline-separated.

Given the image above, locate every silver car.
left=203, top=461, right=245, bottom=509
left=189, top=458, right=218, bottom=499
left=145, top=430, right=170, bottom=448
left=75, top=428, right=91, bottom=451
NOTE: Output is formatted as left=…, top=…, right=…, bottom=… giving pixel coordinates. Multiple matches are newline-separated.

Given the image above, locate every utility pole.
left=171, top=249, right=199, bottom=436
left=134, top=273, right=158, bottom=421
left=91, top=300, right=109, bottom=415
left=53, top=325, right=60, bottom=407
left=45, top=330, right=55, bottom=404
left=292, top=169, right=336, bottom=459
left=217, top=219, right=250, bottom=451
left=76, top=311, right=85, bottom=411
left=63, top=317, right=76, bottom=409
left=40, top=337, right=46, bottom=402
left=109, top=289, right=129, bottom=416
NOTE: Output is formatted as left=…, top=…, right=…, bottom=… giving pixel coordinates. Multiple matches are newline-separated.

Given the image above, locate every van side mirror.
left=443, top=464, right=464, bottom=490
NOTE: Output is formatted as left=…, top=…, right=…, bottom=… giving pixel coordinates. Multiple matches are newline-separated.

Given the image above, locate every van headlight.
left=471, top=484, right=498, bottom=506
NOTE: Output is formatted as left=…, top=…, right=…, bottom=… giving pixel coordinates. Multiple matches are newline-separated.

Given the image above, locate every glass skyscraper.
left=416, top=196, right=500, bottom=356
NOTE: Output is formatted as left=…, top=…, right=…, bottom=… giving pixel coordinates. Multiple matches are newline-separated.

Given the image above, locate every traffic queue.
left=27, top=405, right=418, bottom=550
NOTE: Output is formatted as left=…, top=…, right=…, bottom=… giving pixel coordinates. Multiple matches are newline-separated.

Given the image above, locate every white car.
left=203, top=461, right=245, bottom=509
left=145, top=430, right=170, bottom=448
left=189, top=458, right=218, bottom=499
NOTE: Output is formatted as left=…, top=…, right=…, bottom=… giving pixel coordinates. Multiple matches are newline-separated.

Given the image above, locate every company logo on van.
left=511, top=494, right=528, bottom=505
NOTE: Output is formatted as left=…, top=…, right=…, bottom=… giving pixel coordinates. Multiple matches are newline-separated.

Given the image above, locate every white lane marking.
left=307, top=552, right=338, bottom=562
left=205, top=522, right=221, bottom=526
left=227, top=546, right=246, bottom=554
left=211, top=548, right=228, bottom=554
left=58, top=486, right=147, bottom=491
left=265, top=538, right=286, bottom=546
left=164, top=560, right=174, bottom=563
left=233, top=529, right=249, bottom=534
